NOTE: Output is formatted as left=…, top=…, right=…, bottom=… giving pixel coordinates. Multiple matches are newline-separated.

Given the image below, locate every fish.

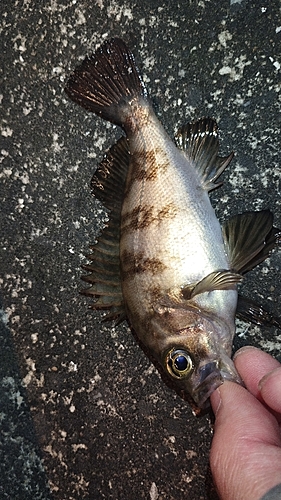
left=65, top=38, right=280, bottom=411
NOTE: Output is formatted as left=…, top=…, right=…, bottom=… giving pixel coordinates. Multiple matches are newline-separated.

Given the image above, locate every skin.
left=210, top=346, right=281, bottom=500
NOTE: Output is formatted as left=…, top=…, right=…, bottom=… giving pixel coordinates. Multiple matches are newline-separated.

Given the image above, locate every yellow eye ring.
left=165, top=349, right=193, bottom=379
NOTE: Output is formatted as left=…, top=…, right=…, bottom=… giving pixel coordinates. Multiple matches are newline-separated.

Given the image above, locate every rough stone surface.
left=1, top=1, right=281, bottom=499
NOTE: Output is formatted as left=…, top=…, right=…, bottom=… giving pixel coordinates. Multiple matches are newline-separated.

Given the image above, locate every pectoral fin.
left=182, top=270, right=242, bottom=300
left=175, top=118, right=233, bottom=192
left=81, top=137, right=129, bottom=321
left=222, top=210, right=281, bottom=274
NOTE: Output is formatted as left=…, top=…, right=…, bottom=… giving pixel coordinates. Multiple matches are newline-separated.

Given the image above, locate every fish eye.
left=165, top=349, right=193, bottom=379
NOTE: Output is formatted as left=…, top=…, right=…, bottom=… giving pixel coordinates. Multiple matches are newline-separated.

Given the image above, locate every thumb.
left=210, top=382, right=281, bottom=500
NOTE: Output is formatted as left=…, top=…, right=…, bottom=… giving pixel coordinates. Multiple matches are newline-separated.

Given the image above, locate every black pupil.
left=174, top=355, right=188, bottom=371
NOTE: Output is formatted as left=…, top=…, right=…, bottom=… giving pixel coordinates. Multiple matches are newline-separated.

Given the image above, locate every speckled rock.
left=1, top=0, right=281, bottom=499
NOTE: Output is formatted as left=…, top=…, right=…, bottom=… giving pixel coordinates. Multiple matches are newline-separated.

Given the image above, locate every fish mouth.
left=192, top=358, right=244, bottom=408
left=192, top=361, right=224, bottom=408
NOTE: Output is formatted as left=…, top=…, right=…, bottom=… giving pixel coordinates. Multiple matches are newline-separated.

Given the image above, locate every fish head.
left=163, top=344, right=241, bottom=408
left=149, top=302, right=242, bottom=408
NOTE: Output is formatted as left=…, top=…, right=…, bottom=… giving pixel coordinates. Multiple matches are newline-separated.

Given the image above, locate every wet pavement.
left=1, top=1, right=281, bottom=498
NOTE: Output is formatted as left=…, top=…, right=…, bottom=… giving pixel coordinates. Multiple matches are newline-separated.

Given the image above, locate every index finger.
left=233, top=346, right=281, bottom=398
left=259, top=367, right=281, bottom=414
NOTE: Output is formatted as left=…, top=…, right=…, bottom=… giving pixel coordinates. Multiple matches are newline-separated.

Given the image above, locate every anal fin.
left=236, top=294, right=281, bottom=329
left=81, top=215, right=125, bottom=321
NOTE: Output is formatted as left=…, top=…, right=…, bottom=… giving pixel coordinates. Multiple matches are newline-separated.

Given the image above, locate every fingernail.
left=210, top=387, right=222, bottom=416
left=258, top=366, right=281, bottom=392
left=233, top=345, right=258, bottom=361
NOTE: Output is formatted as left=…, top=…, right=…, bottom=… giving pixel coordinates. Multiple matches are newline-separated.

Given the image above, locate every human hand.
left=210, top=346, right=281, bottom=500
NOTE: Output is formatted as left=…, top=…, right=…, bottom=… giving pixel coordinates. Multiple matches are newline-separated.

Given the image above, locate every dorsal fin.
left=174, top=118, right=233, bottom=191
left=222, top=210, right=280, bottom=274
left=91, top=135, right=129, bottom=210
left=81, top=137, right=130, bottom=321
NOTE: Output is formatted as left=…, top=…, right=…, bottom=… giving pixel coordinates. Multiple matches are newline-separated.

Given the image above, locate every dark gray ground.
left=1, top=1, right=281, bottom=499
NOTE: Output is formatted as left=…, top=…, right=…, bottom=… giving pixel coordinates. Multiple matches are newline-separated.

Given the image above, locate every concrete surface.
left=1, top=0, right=281, bottom=498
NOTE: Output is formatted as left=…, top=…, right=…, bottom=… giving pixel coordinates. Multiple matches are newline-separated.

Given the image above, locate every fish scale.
left=122, top=133, right=226, bottom=291
left=65, top=38, right=280, bottom=411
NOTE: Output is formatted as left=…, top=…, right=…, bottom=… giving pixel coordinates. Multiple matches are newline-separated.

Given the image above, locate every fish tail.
left=65, top=38, right=147, bottom=128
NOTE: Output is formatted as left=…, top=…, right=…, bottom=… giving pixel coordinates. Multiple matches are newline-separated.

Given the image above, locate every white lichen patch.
left=260, top=338, right=281, bottom=352
left=185, top=449, right=197, bottom=459
left=30, top=226, right=48, bottom=240
left=44, top=444, right=68, bottom=469
left=88, top=373, right=102, bottom=390
left=52, top=132, right=64, bottom=153
left=62, top=390, right=74, bottom=406
left=219, top=54, right=252, bottom=82
left=95, top=0, right=104, bottom=8
left=142, top=55, right=156, bottom=71
left=0, top=308, right=9, bottom=325
left=149, top=482, right=159, bottom=500
left=1, top=126, right=13, bottom=137
left=12, top=33, right=27, bottom=53
left=41, top=390, right=59, bottom=405
left=95, top=397, right=123, bottom=419
left=22, top=358, right=45, bottom=388
left=218, top=30, right=232, bottom=48
left=4, top=274, right=33, bottom=299
left=68, top=361, right=78, bottom=372
left=228, top=163, right=249, bottom=189
left=74, top=475, right=90, bottom=495
left=0, top=150, right=10, bottom=168
left=163, top=435, right=178, bottom=456
left=106, top=1, right=133, bottom=21
left=1, top=377, right=24, bottom=409
left=72, top=443, right=87, bottom=452
left=139, top=363, right=159, bottom=386
left=30, top=333, right=38, bottom=343
left=148, top=393, right=160, bottom=405
left=269, top=57, right=280, bottom=71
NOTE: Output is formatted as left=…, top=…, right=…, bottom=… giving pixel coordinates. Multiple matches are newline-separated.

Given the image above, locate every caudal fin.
left=65, top=38, right=147, bottom=127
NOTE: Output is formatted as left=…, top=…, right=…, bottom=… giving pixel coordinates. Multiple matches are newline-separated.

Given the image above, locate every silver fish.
left=65, top=38, right=280, bottom=410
